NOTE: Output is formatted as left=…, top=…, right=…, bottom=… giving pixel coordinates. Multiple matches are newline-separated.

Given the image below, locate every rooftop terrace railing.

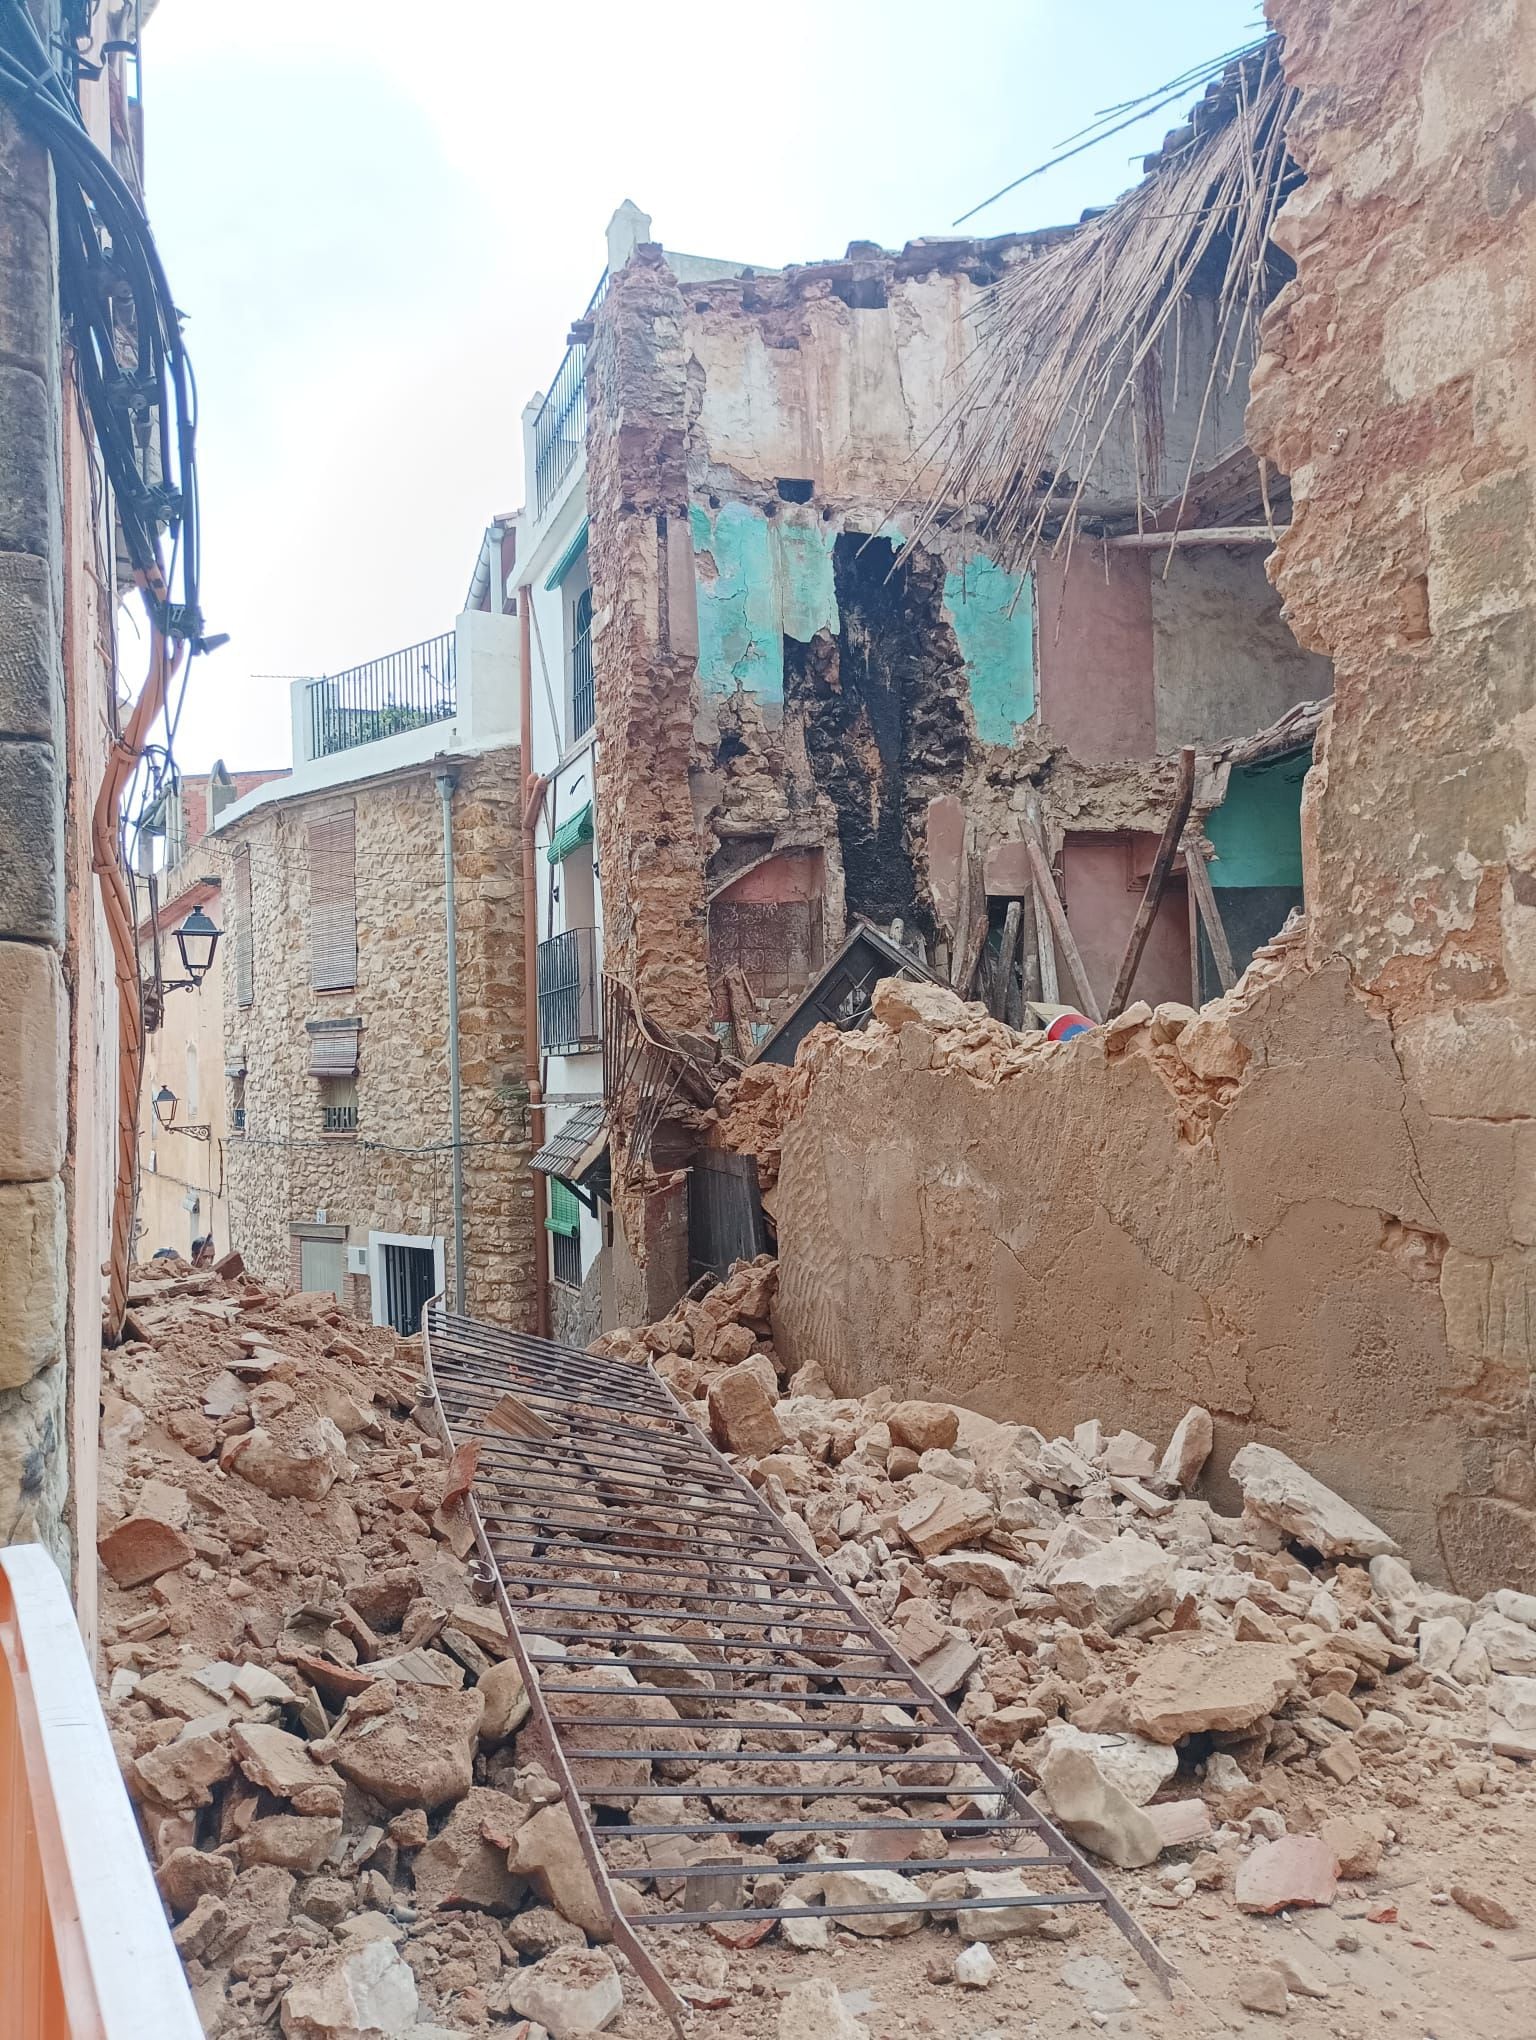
left=305, top=631, right=457, bottom=760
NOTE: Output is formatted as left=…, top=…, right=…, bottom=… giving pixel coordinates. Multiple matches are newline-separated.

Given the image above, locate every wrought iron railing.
left=570, top=597, right=594, bottom=742
left=305, top=632, right=458, bottom=760
left=551, top=1227, right=582, bottom=1288
left=231, top=1106, right=246, bottom=1134
left=321, top=1102, right=359, bottom=1135
left=537, top=925, right=601, bottom=1053
left=531, top=272, right=608, bottom=516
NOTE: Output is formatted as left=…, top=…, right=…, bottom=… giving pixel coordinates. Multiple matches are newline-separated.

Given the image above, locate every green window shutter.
left=546, top=803, right=594, bottom=864
left=545, top=1178, right=581, bottom=1236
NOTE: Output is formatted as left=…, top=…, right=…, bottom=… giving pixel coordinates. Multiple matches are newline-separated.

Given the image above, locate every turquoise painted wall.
left=1205, top=752, right=1310, bottom=888
left=690, top=503, right=838, bottom=702
left=689, top=504, right=1035, bottom=745
left=941, top=554, right=1035, bottom=744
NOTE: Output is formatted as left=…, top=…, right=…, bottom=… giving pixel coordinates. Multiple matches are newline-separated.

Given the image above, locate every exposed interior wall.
left=1151, top=545, right=1332, bottom=747
left=1061, top=834, right=1191, bottom=1013
left=772, top=0, right=1536, bottom=1593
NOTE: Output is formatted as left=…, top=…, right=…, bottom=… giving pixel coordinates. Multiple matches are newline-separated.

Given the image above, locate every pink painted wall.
left=1034, top=548, right=1156, bottom=761
left=1062, top=833, right=1191, bottom=1012
left=717, top=850, right=824, bottom=904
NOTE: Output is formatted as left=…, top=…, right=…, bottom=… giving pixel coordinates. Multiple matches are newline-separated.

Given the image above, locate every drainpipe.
left=436, top=768, right=467, bottom=1313
left=519, top=591, right=551, bottom=1338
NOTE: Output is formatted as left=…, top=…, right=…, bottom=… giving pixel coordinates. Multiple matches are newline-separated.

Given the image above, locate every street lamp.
left=150, top=1083, right=211, bottom=1141
left=171, top=906, right=220, bottom=987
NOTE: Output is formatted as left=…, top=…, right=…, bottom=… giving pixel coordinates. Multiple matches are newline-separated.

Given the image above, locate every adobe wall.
left=774, top=0, right=1536, bottom=1592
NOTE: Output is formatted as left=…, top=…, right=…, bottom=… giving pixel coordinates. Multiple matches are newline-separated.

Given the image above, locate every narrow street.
left=0, top=1, right=1532, bottom=2036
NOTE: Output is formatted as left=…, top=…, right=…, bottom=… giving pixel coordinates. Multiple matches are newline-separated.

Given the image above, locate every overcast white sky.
left=143, top=0, right=1265, bottom=774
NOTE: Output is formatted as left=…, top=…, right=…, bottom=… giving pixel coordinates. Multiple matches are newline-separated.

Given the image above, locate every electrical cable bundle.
left=0, top=0, right=207, bottom=653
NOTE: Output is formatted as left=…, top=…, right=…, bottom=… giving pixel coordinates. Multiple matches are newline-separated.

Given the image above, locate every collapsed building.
left=572, top=8, right=1536, bottom=1597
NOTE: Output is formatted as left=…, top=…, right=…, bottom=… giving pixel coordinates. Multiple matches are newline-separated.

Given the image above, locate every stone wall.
left=774, top=0, right=1536, bottom=1594
left=221, top=754, right=535, bottom=1327
left=0, top=28, right=120, bottom=1606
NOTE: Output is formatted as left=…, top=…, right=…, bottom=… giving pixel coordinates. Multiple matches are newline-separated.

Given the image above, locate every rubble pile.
left=98, top=1256, right=638, bottom=2040
left=596, top=1252, right=1535, bottom=1982
left=102, top=1250, right=1533, bottom=2037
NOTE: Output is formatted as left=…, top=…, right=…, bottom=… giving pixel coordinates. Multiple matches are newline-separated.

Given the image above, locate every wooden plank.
left=1020, top=886, right=1044, bottom=1007
left=953, top=849, right=988, bottom=1000
left=722, top=967, right=758, bottom=1061
left=1021, top=825, right=1099, bottom=1021
left=1106, top=746, right=1197, bottom=1020
left=1185, top=845, right=1236, bottom=994
left=990, top=900, right=1022, bottom=1021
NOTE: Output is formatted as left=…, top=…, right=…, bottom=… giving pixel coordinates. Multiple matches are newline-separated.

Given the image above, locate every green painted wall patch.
left=941, top=554, right=1035, bottom=744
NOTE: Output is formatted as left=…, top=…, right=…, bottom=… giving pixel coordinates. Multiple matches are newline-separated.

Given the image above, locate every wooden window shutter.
left=309, top=809, right=357, bottom=991
left=232, top=846, right=254, bottom=1008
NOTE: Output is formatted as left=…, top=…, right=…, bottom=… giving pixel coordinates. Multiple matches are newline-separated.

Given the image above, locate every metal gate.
left=422, top=1304, right=1173, bottom=2032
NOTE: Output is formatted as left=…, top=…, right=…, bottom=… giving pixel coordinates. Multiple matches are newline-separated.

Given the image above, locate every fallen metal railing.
left=422, top=1304, right=1173, bottom=2031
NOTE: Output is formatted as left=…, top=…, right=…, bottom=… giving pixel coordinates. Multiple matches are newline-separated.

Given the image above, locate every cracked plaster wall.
left=773, top=0, right=1536, bottom=1593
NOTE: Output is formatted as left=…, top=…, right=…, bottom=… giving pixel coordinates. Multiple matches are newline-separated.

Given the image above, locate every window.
left=309, top=808, right=357, bottom=991
left=547, top=1177, right=583, bottom=1288
left=570, top=584, right=594, bottom=741
left=230, top=1075, right=246, bottom=1135
left=319, top=1075, right=358, bottom=1136
left=232, top=845, right=253, bottom=1007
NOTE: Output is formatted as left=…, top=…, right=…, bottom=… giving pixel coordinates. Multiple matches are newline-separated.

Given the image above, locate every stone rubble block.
left=1229, top=1444, right=1398, bottom=1558
left=1048, top=1530, right=1176, bottom=1633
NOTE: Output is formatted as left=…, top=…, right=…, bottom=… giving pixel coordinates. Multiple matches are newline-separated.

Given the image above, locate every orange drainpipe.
left=519, top=589, right=550, bottom=1339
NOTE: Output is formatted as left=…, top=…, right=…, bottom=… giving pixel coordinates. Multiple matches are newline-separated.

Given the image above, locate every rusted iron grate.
left=422, top=1303, right=1173, bottom=2031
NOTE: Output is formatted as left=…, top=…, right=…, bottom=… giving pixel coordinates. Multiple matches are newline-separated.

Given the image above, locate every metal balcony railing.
left=570, top=588, right=595, bottom=741
left=305, top=632, right=458, bottom=760
left=537, top=925, right=601, bottom=1052
left=321, top=1102, right=359, bottom=1135
left=531, top=272, right=608, bottom=516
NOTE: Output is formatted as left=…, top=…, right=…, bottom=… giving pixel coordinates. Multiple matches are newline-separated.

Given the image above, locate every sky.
left=141, top=0, right=1266, bottom=774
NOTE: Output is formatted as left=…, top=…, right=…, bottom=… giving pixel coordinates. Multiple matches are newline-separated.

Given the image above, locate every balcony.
left=531, top=273, right=608, bottom=516
left=305, top=633, right=458, bottom=761
left=537, top=926, right=601, bottom=1053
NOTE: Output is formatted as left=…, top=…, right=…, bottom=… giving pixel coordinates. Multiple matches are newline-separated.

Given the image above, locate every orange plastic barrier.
left=0, top=1545, right=202, bottom=2040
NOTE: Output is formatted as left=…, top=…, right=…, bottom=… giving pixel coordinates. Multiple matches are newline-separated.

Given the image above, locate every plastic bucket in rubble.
left=1043, top=1008, right=1094, bottom=1041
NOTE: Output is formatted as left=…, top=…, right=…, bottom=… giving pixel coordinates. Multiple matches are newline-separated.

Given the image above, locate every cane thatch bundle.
left=910, top=40, right=1299, bottom=576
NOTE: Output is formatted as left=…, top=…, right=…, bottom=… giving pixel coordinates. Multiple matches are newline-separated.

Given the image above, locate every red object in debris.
left=1045, top=1010, right=1094, bottom=1041
left=1366, top=1904, right=1398, bottom=1924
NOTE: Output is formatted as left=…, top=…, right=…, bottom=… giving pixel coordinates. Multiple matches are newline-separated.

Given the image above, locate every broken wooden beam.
left=1020, top=824, right=1100, bottom=1023
left=1106, top=747, right=1197, bottom=1021
left=1184, top=845, right=1237, bottom=995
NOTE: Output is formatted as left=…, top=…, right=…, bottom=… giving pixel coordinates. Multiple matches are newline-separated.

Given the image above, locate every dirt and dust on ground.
left=98, top=1251, right=1535, bottom=2040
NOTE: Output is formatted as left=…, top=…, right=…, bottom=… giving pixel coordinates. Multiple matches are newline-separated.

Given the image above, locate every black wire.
left=0, top=4, right=209, bottom=655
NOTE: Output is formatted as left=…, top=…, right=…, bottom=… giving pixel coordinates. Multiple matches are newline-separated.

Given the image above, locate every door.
left=298, top=1234, right=346, bottom=1300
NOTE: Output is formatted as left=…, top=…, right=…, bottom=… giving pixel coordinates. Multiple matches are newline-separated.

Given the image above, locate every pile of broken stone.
left=598, top=1254, right=1535, bottom=1995
left=98, top=1251, right=1533, bottom=2039
left=99, top=1257, right=646, bottom=2040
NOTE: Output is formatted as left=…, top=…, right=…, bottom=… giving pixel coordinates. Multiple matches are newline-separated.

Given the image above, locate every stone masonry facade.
left=773, top=0, right=1536, bottom=1595
left=220, top=753, right=535, bottom=1328
left=0, top=19, right=120, bottom=1602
